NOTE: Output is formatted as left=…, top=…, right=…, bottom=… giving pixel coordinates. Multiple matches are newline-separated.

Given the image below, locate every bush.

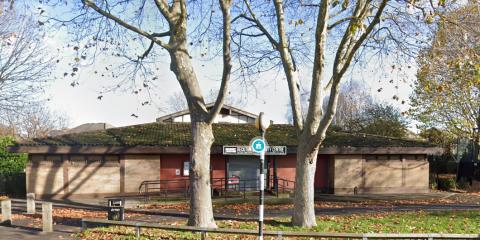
left=456, top=178, right=470, bottom=190
left=0, top=136, right=27, bottom=174
left=437, top=175, right=456, bottom=190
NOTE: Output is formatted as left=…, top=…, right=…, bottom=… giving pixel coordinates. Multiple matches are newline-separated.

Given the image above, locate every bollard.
left=1, top=199, right=12, bottom=226
left=27, top=193, right=36, bottom=214
left=42, top=202, right=53, bottom=232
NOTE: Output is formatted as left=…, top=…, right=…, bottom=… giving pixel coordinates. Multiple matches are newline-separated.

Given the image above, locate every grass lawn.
left=78, top=210, right=480, bottom=239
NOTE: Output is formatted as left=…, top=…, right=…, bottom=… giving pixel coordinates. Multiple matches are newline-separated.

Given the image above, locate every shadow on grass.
left=264, top=219, right=292, bottom=227
left=427, top=210, right=480, bottom=218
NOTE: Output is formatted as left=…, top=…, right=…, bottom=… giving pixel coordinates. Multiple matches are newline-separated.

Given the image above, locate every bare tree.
left=0, top=12, right=52, bottom=119
left=164, top=91, right=188, bottom=113
left=0, top=0, right=14, bottom=16
left=18, top=104, right=69, bottom=139
left=329, top=80, right=373, bottom=130
left=46, top=0, right=234, bottom=227
left=5, top=103, right=69, bottom=139
left=163, top=89, right=240, bottom=114
left=286, top=80, right=373, bottom=128
left=233, top=0, right=443, bottom=227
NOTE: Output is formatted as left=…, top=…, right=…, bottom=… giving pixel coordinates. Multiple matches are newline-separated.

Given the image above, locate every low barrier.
left=82, top=218, right=480, bottom=239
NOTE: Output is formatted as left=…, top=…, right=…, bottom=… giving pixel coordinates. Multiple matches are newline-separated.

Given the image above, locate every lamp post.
left=255, top=112, right=270, bottom=240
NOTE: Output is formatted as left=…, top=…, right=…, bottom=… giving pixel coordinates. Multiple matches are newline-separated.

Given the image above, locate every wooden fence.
left=82, top=218, right=480, bottom=239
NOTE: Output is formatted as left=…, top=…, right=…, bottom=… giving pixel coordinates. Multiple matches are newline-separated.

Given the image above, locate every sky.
left=35, top=3, right=417, bottom=129
left=44, top=52, right=414, bottom=129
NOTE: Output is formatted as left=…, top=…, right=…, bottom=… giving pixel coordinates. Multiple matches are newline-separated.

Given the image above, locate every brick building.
left=8, top=121, right=442, bottom=199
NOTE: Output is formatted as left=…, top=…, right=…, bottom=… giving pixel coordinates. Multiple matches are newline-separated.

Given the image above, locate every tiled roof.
left=15, top=123, right=436, bottom=148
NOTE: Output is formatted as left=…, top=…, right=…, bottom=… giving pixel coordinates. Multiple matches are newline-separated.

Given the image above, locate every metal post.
left=243, top=181, right=246, bottom=200
left=135, top=225, right=140, bottom=239
left=145, top=182, right=149, bottom=201
left=184, top=180, right=187, bottom=198
left=258, top=129, right=265, bottom=240
left=225, top=178, right=228, bottom=200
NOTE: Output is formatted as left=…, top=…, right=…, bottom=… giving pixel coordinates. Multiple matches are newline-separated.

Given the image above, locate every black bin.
left=107, top=198, right=124, bottom=221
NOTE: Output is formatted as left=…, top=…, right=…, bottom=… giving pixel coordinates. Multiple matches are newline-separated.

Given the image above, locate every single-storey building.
left=8, top=121, right=442, bottom=199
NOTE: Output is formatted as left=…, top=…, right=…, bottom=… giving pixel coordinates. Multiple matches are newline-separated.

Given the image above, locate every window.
left=183, top=161, right=190, bottom=176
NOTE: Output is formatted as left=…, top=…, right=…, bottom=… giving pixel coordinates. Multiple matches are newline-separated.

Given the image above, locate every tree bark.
left=187, top=121, right=217, bottom=228
left=292, top=140, right=319, bottom=227
left=166, top=16, right=218, bottom=228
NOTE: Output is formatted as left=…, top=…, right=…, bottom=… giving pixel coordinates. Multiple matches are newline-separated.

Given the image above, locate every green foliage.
left=456, top=178, right=469, bottom=190
left=0, top=137, right=27, bottom=175
left=420, top=128, right=457, bottom=164
left=409, top=3, right=480, bottom=139
left=437, top=175, right=456, bottom=190
left=419, top=128, right=454, bottom=147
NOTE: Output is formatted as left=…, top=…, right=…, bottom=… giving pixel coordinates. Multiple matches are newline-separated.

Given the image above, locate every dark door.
left=228, top=156, right=266, bottom=190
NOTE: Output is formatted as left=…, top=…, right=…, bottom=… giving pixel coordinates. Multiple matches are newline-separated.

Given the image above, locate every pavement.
left=0, top=226, right=75, bottom=240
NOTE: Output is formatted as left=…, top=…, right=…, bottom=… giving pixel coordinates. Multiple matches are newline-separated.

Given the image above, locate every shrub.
left=456, top=178, right=470, bottom=190
left=437, top=175, right=456, bottom=190
left=0, top=136, right=27, bottom=174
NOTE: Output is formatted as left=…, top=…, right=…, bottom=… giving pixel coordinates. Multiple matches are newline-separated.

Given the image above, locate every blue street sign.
left=251, top=138, right=266, bottom=153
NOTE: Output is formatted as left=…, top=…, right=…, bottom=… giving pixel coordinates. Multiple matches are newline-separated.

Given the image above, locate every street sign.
left=251, top=138, right=266, bottom=153
left=222, top=145, right=287, bottom=155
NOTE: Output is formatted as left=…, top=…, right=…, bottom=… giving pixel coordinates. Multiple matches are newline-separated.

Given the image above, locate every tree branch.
left=82, top=0, right=172, bottom=49
left=316, top=0, right=389, bottom=140
left=139, top=41, right=154, bottom=60
left=328, top=16, right=355, bottom=30
left=208, top=0, right=233, bottom=124
left=243, top=1, right=279, bottom=48
left=303, top=0, right=330, bottom=137
left=273, top=0, right=305, bottom=131
left=154, top=0, right=173, bottom=21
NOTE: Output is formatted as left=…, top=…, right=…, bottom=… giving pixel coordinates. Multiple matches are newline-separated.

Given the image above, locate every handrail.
left=82, top=218, right=480, bottom=239
left=138, top=177, right=296, bottom=199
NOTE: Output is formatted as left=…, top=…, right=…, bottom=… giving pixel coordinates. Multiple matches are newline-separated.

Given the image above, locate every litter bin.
left=107, top=198, right=124, bottom=221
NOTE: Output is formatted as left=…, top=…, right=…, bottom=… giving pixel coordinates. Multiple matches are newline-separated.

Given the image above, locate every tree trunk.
left=292, top=140, right=319, bottom=227
left=187, top=121, right=217, bottom=228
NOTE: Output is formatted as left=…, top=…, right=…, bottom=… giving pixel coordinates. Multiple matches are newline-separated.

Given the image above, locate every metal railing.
left=138, top=177, right=295, bottom=200
left=82, top=218, right=480, bottom=240
left=138, top=179, right=190, bottom=200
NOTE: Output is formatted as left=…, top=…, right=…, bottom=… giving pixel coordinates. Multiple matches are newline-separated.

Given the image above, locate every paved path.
left=0, top=226, right=76, bottom=240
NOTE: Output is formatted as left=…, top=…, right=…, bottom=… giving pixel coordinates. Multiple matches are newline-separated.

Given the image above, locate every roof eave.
left=8, top=145, right=443, bottom=155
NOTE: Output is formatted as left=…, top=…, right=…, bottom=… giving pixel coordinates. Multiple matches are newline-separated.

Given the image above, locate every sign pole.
left=258, top=128, right=265, bottom=240
left=253, top=112, right=270, bottom=240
